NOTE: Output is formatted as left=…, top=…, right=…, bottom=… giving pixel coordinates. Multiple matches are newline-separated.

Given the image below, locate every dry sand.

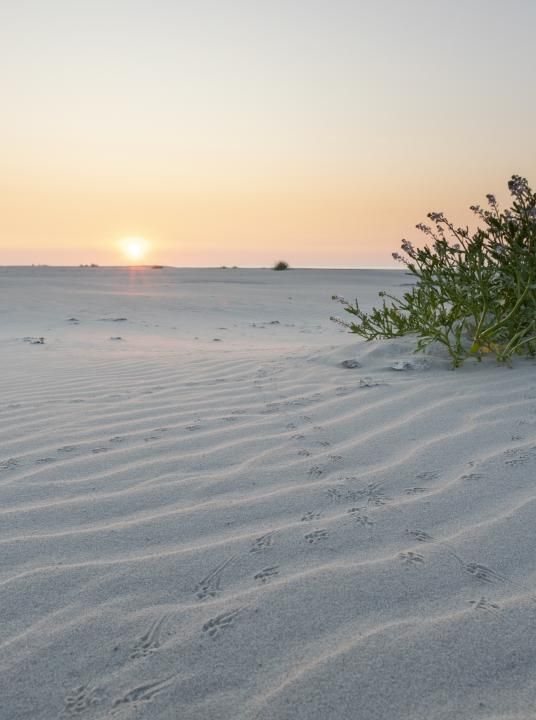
left=1, top=266, right=536, bottom=720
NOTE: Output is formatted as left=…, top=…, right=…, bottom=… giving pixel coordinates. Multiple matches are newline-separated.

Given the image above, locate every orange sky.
left=2, top=1, right=535, bottom=267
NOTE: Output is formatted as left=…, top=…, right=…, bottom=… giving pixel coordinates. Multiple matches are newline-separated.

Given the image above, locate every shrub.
left=332, top=175, right=536, bottom=367
left=273, top=260, right=289, bottom=271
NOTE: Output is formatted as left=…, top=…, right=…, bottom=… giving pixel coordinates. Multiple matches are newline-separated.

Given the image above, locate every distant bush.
left=332, top=175, right=536, bottom=367
left=273, top=260, right=290, bottom=271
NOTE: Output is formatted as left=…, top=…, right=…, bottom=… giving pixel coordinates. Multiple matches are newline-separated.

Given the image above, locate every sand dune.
left=1, top=267, right=536, bottom=719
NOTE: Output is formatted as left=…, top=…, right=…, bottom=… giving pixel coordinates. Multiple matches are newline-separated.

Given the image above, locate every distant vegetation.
left=273, top=260, right=289, bottom=271
left=332, top=175, right=536, bottom=367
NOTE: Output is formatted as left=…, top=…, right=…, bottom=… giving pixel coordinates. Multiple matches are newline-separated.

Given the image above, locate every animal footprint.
left=469, top=597, right=501, bottom=618
left=326, top=486, right=360, bottom=503
left=297, top=449, right=311, bottom=457
left=399, top=551, right=425, bottom=568
left=202, top=608, right=243, bottom=638
left=358, top=377, right=383, bottom=388
left=357, top=482, right=390, bottom=507
left=404, top=487, right=428, bottom=495
left=305, top=529, right=328, bottom=544
left=63, top=685, right=105, bottom=716
left=308, top=465, right=324, bottom=478
left=109, top=436, right=125, bottom=444
left=254, top=566, right=279, bottom=584
left=195, top=556, right=235, bottom=600
left=301, top=510, right=321, bottom=522
left=112, top=675, right=175, bottom=707
left=461, top=561, right=536, bottom=601
left=328, top=454, right=343, bottom=463
left=262, top=402, right=281, bottom=414
left=250, top=532, right=275, bottom=553
left=405, top=528, right=461, bottom=562
left=130, top=614, right=168, bottom=659
left=460, top=473, right=484, bottom=481
left=416, top=471, right=439, bottom=481
left=504, top=449, right=532, bottom=466
left=405, top=528, right=434, bottom=543
left=346, top=507, right=374, bottom=528
left=0, top=458, right=18, bottom=471
left=35, top=457, right=55, bottom=464
left=64, top=685, right=104, bottom=716
left=462, top=563, right=504, bottom=584
left=57, top=445, right=77, bottom=453
left=91, top=447, right=109, bottom=454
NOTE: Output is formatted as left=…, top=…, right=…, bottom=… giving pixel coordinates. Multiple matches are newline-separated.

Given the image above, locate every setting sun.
left=120, top=237, right=149, bottom=263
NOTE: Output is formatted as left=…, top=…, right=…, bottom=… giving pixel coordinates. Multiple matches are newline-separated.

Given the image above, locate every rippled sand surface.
left=1, top=266, right=536, bottom=720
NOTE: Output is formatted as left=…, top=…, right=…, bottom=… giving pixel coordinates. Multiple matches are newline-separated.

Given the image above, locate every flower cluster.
left=508, top=175, right=529, bottom=197
left=333, top=175, right=536, bottom=367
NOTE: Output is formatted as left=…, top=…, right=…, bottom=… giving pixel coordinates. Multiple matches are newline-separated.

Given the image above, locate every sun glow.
left=121, top=237, right=149, bottom=263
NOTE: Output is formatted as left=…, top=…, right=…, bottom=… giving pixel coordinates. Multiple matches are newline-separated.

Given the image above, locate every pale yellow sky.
left=1, top=0, right=535, bottom=267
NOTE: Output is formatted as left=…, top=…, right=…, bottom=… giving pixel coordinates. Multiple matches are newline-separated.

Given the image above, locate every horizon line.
left=0, top=264, right=402, bottom=271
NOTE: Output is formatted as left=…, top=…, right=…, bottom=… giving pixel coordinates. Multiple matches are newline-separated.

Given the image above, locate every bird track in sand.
left=405, top=528, right=536, bottom=600
left=249, top=532, right=276, bottom=553
left=254, top=566, right=279, bottom=584
left=305, top=529, right=328, bottom=544
left=130, top=614, right=169, bottom=659
left=195, top=556, right=236, bottom=600
left=112, top=675, right=175, bottom=707
left=202, top=608, right=244, bottom=639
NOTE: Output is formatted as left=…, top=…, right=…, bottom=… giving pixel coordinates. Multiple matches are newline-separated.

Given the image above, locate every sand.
left=1, top=266, right=535, bottom=720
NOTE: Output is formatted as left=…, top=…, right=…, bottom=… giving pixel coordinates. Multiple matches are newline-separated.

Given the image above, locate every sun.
left=121, top=237, right=149, bottom=263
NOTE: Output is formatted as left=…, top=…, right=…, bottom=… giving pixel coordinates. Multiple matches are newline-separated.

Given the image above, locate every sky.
left=1, top=0, right=536, bottom=267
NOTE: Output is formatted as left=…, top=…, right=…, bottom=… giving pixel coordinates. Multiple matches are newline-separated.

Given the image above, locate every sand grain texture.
left=1, top=267, right=536, bottom=719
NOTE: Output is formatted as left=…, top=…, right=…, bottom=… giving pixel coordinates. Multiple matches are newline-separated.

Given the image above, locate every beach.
left=1, top=266, right=536, bottom=720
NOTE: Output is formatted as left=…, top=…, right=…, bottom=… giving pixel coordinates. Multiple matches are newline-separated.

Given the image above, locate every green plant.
left=332, top=175, right=536, bottom=367
left=273, top=260, right=289, bottom=271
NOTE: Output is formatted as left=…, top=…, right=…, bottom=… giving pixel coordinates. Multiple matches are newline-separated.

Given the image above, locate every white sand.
left=1, top=266, right=536, bottom=720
